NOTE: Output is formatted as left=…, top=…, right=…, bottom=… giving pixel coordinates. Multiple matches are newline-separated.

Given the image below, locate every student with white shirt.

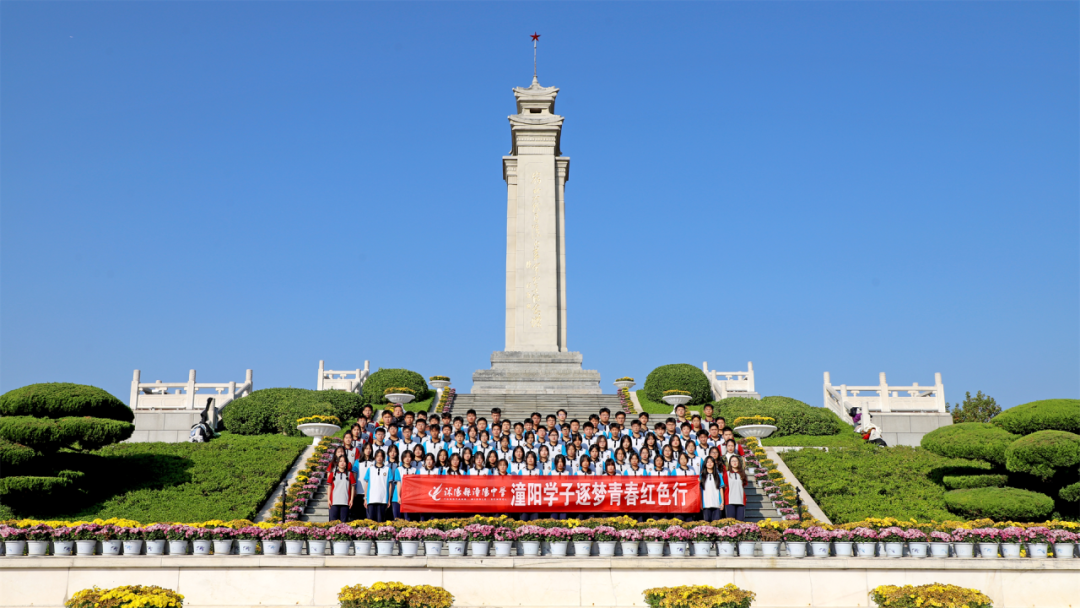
left=363, top=450, right=392, bottom=523
left=613, top=448, right=627, bottom=473
left=391, top=451, right=414, bottom=521
left=435, top=449, right=450, bottom=473
left=518, top=452, right=543, bottom=521
left=351, top=445, right=374, bottom=521
left=685, top=442, right=703, bottom=475
left=724, top=457, right=748, bottom=521
left=496, top=436, right=513, bottom=462
left=699, top=456, right=725, bottom=522
left=484, top=450, right=499, bottom=473
left=594, top=435, right=612, bottom=464
left=446, top=453, right=465, bottom=476
left=661, top=444, right=676, bottom=472
left=510, top=446, right=527, bottom=474
left=576, top=454, right=593, bottom=477
left=538, top=445, right=551, bottom=473
left=669, top=453, right=695, bottom=477
left=329, top=456, right=354, bottom=523
left=649, top=454, right=667, bottom=477
left=546, top=455, right=572, bottom=520
left=624, top=453, right=646, bottom=476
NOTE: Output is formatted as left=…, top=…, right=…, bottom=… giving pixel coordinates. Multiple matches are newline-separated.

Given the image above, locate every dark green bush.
left=920, top=423, right=1019, bottom=466
left=642, top=364, right=711, bottom=407
left=360, top=369, right=430, bottom=407
left=223, top=388, right=364, bottom=436
left=0, top=475, right=73, bottom=504
left=992, top=399, right=1080, bottom=435
left=713, top=396, right=844, bottom=437
left=1004, top=430, right=1080, bottom=480
left=0, top=438, right=40, bottom=471
left=943, top=487, right=1055, bottom=521
left=942, top=474, right=1008, bottom=490
left=0, top=416, right=134, bottom=452
left=0, top=383, right=133, bottom=422
left=1060, top=481, right=1080, bottom=503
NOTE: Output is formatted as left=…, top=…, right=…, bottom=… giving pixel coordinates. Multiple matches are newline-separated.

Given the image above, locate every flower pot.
left=297, top=422, right=343, bottom=446
left=353, top=540, right=372, bottom=556
left=284, top=540, right=305, bottom=556
left=737, top=541, right=756, bottom=557
left=573, top=541, right=593, bottom=557
left=520, top=540, right=541, bottom=556
left=308, top=540, right=327, bottom=556
left=908, top=542, right=929, bottom=558
left=668, top=541, right=688, bottom=557
left=855, top=542, right=876, bottom=557
left=661, top=394, right=692, bottom=409
left=376, top=540, right=395, bottom=556
left=717, top=541, right=736, bottom=557
left=810, top=541, right=831, bottom=557
left=493, top=541, right=513, bottom=557
left=102, top=540, right=122, bottom=556
left=760, top=541, right=781, bottom=557
left=547, top=540, right=568, bottom=557
left=4, top=541, right=26, bottom=556
left=1001, top=543, right=1022, bottom=558
left=27, top=541, right=49, bottom=557
left=733, top=424, right=778, bottom=439
left=619, top=540, right=640, bottom=557
left=1028, top=543, right=1048, bottom=558
left=213, top=540, right=233, bottom=555
left=929, top=542, right=950, bottom=558
left=76, top=540, right=97, bottom=556
left=1053, top=543, right=1075, bottom=559
left=54, top=541, right=74, bottom=556
left=953, top=543, right=976, bottom=558
left=423, top=541, right=444, bottom=556
left=645, top=541, right=665, bottom=556
left=122, top=540, right=143, bottom=556
left=692, top=541, right=713, bottom=557
left=385, top=393, right=415, bottom=405
left=400, top=540, right=420, bottom=557
left=978, top=543, right=999, bottom=558
left=614, top=381, right=635, bottom=390
left=332, top=541, right=352, bottom=556
left=430, top=380, right=451, bottom=390
left=263, top=540, right=281, bottom=555
left=594, top=541, right=615, bottom=557
left=786, top=541, right=807, bottom=558
left=884, top=542, right=904, bottom=558
left=447, top=540, right=467, bottom=556
left=146, top=540, right=166, bottom=556
left=238, top=540, right=259, bottom=556
left=469, top=540, right=490, bottom=556
left=834, top=542, right=854, bottom=557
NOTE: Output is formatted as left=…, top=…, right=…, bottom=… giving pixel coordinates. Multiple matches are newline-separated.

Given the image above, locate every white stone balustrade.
left=824, top=371, right=946, bottom=425
left=703, top=361, right=759, bottom=400
left=130, top=369, right=253, bottom=411
left=317, top=360, right=369, bottom=394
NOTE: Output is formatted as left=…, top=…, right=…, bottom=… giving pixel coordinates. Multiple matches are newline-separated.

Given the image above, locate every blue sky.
left=2, top=2, right=1077, bottom=410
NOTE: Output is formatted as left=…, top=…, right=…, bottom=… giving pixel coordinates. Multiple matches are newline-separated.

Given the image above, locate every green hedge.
left=0, top=416, right=134, bottom=452
left=761, top=432, right=865, bottom=448
left=0, top=383, right=133, bottom=422
left=643, top=364, right=711, bottom=407
left=941, top=474, right=1008, bottom=490
left=223, top=388, right=364, bottom=436
left=714, top=396, right=844, bottom=437
left=1059, top=481, right=1080, bottom=503
left=360, top=369, right=430, bottom=407
left=943, top=487, right=1055, bottom=521
left=0, top=438, right=40, bottom=471
left=0, top=475, right=73, bottom=504
left=1004, top=430, right=1080, bottom=481
left=920, top=422, right=1019, bottom=466
left=992, top=399, right=1080, bottom=435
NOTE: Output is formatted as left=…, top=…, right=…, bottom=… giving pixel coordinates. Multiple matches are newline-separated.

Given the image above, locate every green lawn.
left=762, top=432, right=865, bottom=448
left=781, top=444, right=992, bottom=523
left=636, top=390, right=675, bottom=415
left=404, top=392, right=436, bottom=413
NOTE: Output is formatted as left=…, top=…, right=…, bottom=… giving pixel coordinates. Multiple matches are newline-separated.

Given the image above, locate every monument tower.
left=472, top=39, right=601, bottom=394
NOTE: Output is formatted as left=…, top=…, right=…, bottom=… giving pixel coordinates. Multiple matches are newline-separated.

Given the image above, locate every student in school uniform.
left=685, top=441, right=703, bottom=475
left=649, top=455, right=667, bottom=477
left=329, top=456, right=354, bottom=523
left=723, top=439, right=742, bottom=469
left=484, top=450, right=500, bottom=473
left=595, top=435, right=612, bottom=464
left=435, top=449, right=451, bottom=473
left=699, top=456, right=725, bottom=522
left=342, top=434, right=360, bottom=467
left=624, top=453, right=646, bottom=477
left=724, top=457, right=748, bottom=521
left=510, top=422, right=526, bottom=448
left=351, top=445, right=373, bottom=520
left=721, top=429, right=745, bottom=457
left=363, top=450, right=392, bottom=523
left=538, top=445, right=552, bottom=473
left=547, top=455, right=572, bottom=520
left=587, top=444, right=602, bottom=470
left=449, top=431, right=469, bottom=457
left=521, top=432, right=539, bottom=457
left=470, top=453, right=486, bottom=475
left=602, top=459, right=619, bottom=477
left=669, top=436, right=684, bottom=460
left=643, top=433, right=659, bottom=457
left=446, top=453, right=465, bottom=475
left=618, top=436, right=635, bottom=459
left=661, top=444, right=676, bottom=472
left=411, top=445, right=425, bottom=469
left=613, top=448, right=628, bottom=473
left=576, top=454, right=594, bottom=476
left=510, top=446, right=527, bottom=474
left=518, top=452, right=544, bottom=521
left=496, top=436, right=513, bottom=462
left=327, top=446, right=347, bottom=474
left=415, top=453, right=441, bottom=520
left=669, top=453, right=695, bottom=478
left=397, top=426, right=419, bottom=457
left=564, top=444, right=579, bottom=469
left=390, top=451, right=414, bottom=521
left=495, top=458, right=511, bottom=476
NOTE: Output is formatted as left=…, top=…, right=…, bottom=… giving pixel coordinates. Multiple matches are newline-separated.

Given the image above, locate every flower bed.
left=742, top=438, right=803, bottom=520
left=438, top=388, right=456, bottom=415
left=870, top=584, right=992, bottom=608
left=644, top=584, right=755, bottom=608
left=66, top=586, right=184, bottom=608
left=339, top=582, right=453, bottom=608
left=617, top=388, right=634, bottom=415
left=733, top=416, right=775, bottom=427
left=269, top=435, right=340, bottom=522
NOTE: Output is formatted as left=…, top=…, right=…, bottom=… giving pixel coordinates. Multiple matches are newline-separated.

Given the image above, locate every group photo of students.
left=326, top=402, right=751, bottom=524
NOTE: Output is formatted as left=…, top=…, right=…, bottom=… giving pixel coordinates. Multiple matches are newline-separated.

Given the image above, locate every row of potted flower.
left=269, top=436, right=340, bottom=522
left=616, top=387, right=634, bottom=416
left=438, top=388, right=456, bottom=415
left=742, top=438, right=802, bottom=520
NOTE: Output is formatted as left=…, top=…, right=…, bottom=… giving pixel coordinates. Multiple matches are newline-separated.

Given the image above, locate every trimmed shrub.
left=714, top=396, right=843, bottom=437
left=643, top=364, right=711, bottom=407
left=0, top=383, right=133, bottom=423
left=223, top=388, right=364, bottom=436
left=992, top=399, right=1080, bottom=435
left=0, top=416, right=134, bottom=452
left=0, top=438, right=40, bottom=471
left=360, top=369, right=430, bottom=407
left=1060, top=481, right=1080, bottom=503
left=1004, top=430, right=1080, bottom=480
left=0, top=474, right=74, bottom=503
left=943, top=487, right=1055, bottom=521
left=920, top=422, right=1019, bottom=466
left=941, top=474, right=1008, bottom=490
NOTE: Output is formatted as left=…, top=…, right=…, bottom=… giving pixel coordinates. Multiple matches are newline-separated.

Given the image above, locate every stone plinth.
left=873, top=412, right=954, bottom=447
left=472, top=351, right=601, bottom=394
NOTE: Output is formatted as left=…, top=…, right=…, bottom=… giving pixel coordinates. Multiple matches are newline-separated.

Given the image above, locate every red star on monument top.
left=531, top=32, right=540, bottom=41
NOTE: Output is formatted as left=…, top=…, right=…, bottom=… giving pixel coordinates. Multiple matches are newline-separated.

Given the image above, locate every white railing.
left=703, top=361, right=756, bottom=400
left=130, top=369, right=253, bottom=411
left=317, top=360, right=370, bottom=394
left=824, top=371, right=946, bottom=426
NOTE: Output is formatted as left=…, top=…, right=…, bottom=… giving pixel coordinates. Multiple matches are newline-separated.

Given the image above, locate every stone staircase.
left=449, top=394, right=622, bottom=422
left=301, top=485, right=330, bottom=522
left=743, top=483, right=781, bottom=522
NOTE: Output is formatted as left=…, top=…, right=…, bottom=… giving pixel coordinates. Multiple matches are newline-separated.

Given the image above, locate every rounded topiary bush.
left=992, top=399, right=1080, bottom=435
left=920, top=422, right=1019, bottom=465
left=941, top=474, right=1008, bottom=490
left=1060, top=481, right=1080, bottom=503
left=713, top=395, right=844, bottom=437
left=1004, top=430, right=1080, bottom=480
left=643, top=364, right=711, bottom=406
left=0, top=382, right=133, bottom=422
left=223, top=388, right=364, bottom=436
left=0, top=416, right=134, bottom=452
left=360, top=369, right=430, bottom=407
left=943, top=486, right=1055, bottom=521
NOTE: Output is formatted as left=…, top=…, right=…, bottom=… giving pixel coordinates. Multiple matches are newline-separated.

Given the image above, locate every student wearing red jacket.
left=328, top=456, right=354, bottom=523
left=723, top=457, right=749, bottom=521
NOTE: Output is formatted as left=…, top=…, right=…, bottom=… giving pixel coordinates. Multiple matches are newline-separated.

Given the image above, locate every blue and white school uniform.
left=353, top=460, right=372, bottom=497
left=397, top=439, right=419, bottom=456
left=509, top=459, right=526, bottom=474
left=363, top=463, right=393, bottom=521
left=623, top=466, right=647, bottom=477
left=669, top=466, right=695, bottom=477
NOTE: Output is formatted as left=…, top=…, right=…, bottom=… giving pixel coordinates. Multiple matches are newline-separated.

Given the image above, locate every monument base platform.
left=472, top=351, right=601, bottom=395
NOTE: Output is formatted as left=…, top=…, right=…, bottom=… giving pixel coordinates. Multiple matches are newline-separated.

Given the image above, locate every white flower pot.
left=385, top=393, right=415, bottom=405
left=332, top=541, right=352, bottom=556
left=908, top=542, right=929, bottom=557
left=884, top=542, right=904, bottom=558
left=737, top=541, right=756, bottom=557
left=470, top=541, right=490, bottom=556
left=4, top=541, right=26, bottom=556
left=1053, top=543, right=1075, bottom=559
left=954, top=543, right=976, bottom=558
left=1028, top=543, right=1048, bottom=558
left=213, top=540, right=233, bottom=555
left=353, top=540, right=372, bottom=556
left=590, top=540, right=612, bottom=557
left=614, top=381, right=635, bottom=390
left=447, top=540, right=467, bottom=556
left=645, top=541, right=665, bottom=556
left=692, top=541, right=713, bottom=556
left=520, top=540, right=541, bottom=556
left=619, top=540, right=639, bottom=556
left=834, top=542, right=854, bottom=557
left=308, top=540, right=327, bottom=556
left=668, top=541, right=688, bottom=556
left=54, top=541, right=74, bottom=556
left=76, top=540, right=97, bottom=556
left=661, top=394, right=692, bottom=409
left=262, top=540, right=282, bottom=555
left=284, top=540, right=305, bottom=556
left=493, top=541, right=514, bottom=557
left=146, top=540, right=166, bottom=556
left=810, top=541, right=831, bottom=557
left=855, top=542, right=877, bottom=557
left=929, top=542, right=950, bottom=558
left=786, top=541, right=807, bottom=558
left=121, top=540, right=142, bottom=556
left=429, top=380, right=451, bottom=390
left=238, top=540, right=259, bottom=556
left=733, top=424, right=778, bottom=439
left=376, top=540, right=395, bottom=556
left=423, top=541, right=444, bottom=556
left=102, top=540, right=122, bottom=555
left=27, top=541, right=49, bottom=557
left=547, top=540, right=568, bottom=556
left=573, top=541, right=593, bottom=557
left=1001, top=543, right=1022, bottom=558
left=760, top=541, right=781, bottom=557
left=399, top=540, right=420, bottom=557
left=978, top=543, right=999, bottom=558
left=717, top=541, right=736, bottom=557
left=297, top=422, right=342, bottom=446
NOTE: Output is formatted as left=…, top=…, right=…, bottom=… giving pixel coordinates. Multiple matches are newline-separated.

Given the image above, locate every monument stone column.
left=473, top=76, right=601, bottom=394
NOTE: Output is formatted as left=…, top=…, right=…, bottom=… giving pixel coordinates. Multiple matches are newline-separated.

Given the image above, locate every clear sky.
left=2, top=1, right=1077, bottom=410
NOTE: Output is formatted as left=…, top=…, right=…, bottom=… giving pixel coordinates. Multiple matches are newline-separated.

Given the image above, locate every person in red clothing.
left=721, top=429, right=745, bottom=457
left=326, top=446, right=347, bottom=474
left=723, top=456, right=749, bottom=521
left=328, top=456, right=354, bottom=523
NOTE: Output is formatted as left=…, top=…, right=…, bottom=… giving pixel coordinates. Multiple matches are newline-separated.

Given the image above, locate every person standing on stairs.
left=328, top=456, right=354, bottom=523
left=699, top=456, right=726, bottom=522
left=363, top=449, right=392, bottom=523
left=724, top=456, right=748, bottom=521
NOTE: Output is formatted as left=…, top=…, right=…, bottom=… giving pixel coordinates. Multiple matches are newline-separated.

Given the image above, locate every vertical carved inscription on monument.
left=526, top=171, right=542, bottom=327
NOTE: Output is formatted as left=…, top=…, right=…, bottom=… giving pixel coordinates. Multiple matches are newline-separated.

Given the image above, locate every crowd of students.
left=326, top=403, right=751, bottom=524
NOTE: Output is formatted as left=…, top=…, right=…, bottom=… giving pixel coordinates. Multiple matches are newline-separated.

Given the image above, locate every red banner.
left=401, top=475, right=700, bottom=513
